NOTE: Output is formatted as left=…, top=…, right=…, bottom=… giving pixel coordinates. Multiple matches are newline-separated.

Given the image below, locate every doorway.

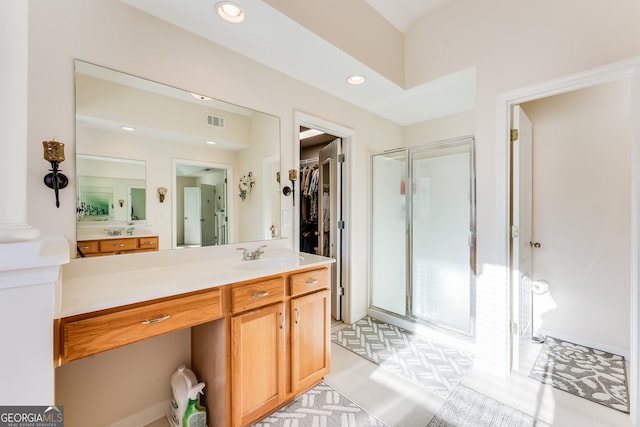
left=511, top=81, right=632, bottom=367
left=299, top=127, right=343, bottom=322
left=499, top=58, right=640, bottom=420
left=295, top=111, right=352, bottom=324
left=173, top=159, right=229, bottom=248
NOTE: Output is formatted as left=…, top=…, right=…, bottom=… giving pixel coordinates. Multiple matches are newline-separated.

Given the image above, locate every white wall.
left=522, top=81, right=631, bottom=354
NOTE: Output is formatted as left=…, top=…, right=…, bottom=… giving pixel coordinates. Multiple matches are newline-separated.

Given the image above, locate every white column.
left=0, top=1, right=69, bottom=407
left=0, top=0, right=39, bottom=243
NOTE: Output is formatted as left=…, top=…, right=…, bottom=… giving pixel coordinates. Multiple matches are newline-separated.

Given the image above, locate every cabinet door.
left=231, top=302, right=285, bottom=427
left=291, top=290, right=330, bottom=393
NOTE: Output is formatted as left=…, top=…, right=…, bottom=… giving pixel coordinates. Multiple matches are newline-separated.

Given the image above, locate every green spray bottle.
left=183, top=382, right=207, bottom=427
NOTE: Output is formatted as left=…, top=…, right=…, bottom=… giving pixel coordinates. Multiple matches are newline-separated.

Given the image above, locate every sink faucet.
left=237, top=244, right=267, bottom=261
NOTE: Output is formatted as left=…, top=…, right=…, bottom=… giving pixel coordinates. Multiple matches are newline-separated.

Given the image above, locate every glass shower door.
left=410, top=140, right=475, bottom=335
left=370, top=138, right=475, bottom=336
left=370, top=150, right=407, bottom=316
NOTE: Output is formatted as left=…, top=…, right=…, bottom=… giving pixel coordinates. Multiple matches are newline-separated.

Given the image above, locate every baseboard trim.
left=538, top=328, right=631, bottom=360
left=106, top=399, right=170, bottom=427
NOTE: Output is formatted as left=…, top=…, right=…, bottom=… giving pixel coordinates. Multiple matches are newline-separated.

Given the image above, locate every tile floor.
left=148, top=322, right=633, bottom=427
left=325, top=322, right=633, bottom=427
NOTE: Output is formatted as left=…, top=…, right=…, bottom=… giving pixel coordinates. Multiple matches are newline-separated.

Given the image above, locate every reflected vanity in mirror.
left=74, top=60, right=281, bottom=257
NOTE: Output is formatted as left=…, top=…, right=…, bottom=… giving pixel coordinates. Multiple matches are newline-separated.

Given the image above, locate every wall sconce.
left=158, top=187, right=167, bottom=203
left=42, top=140, right=69, bottom=208
left=238, top=172, right=255, bottom=201
left=289, top=169, right=298, bottom=206
left=119, top=199, right=125, bottom=207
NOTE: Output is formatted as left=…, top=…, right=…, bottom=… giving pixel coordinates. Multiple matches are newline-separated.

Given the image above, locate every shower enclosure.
left=370, top=136, right=476, bottom=337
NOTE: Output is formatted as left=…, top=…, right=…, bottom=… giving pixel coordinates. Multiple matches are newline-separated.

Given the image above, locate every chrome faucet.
left=237, top=244, right=267, bottom=261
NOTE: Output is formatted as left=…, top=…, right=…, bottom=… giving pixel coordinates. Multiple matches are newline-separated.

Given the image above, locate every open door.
left=319, top=138, right=343, bottom=321
left=184, top=187, right=201, bottom=246
left=200, top=183, right=216, bottom=246
left=511, top=105, right=534, bottom=370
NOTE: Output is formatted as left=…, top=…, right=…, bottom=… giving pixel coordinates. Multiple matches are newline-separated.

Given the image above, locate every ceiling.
left=365, top=0, right=452, bottom=33
left=122, top=0, right=474, bottom=126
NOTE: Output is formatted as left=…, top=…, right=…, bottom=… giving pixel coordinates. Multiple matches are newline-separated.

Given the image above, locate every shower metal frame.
left=369, top=136, right=477, bottom=338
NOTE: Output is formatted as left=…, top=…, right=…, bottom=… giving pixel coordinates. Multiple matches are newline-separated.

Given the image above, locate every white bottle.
left=168, top=365, right=198, bottom=427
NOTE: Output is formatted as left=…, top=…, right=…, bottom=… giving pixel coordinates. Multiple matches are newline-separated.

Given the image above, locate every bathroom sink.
left=234, top=256, right=303, bottom=272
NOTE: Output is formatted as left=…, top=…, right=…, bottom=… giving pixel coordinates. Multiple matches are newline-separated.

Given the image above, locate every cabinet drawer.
left=138, top=236, right=158, bottom=250
left=61, top=288, right=221, bottom=364
left=290, top=267, right=329, bottom=297
left=231, top=278, right=285, bottom=314
left=76, top=240, right=99, bottom=254
left=99, top=238, right=139, bottom=252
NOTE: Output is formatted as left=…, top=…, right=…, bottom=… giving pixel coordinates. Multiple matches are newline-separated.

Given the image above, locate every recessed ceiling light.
left=205, top=140, right=217, bottom=145
left=347, top=75, right=366, bottom=85
left=216, top=1, right=245, bottom=23
left=191, top=92, right=212, bottom=101
left=120, top=126, right=136, bottom=132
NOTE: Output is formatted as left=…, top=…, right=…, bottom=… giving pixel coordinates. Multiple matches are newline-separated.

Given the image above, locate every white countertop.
left=57, top=240, right=333, bottom=318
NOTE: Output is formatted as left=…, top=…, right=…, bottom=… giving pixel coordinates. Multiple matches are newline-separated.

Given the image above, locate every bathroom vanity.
left=76, top=227, right=159, bottom=257
left=55, top=243, right=333, bottom=427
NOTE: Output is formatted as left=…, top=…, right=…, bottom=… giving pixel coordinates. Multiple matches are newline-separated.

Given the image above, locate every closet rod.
left=300, top=157, right=319, bottom=166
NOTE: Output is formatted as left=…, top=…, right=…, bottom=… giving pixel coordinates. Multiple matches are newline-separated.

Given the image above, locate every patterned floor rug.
left=253, top=382, right=386, bottom=426
left=331, top=316, right=474, bottom=398
left=529, top=336, right=629, bottom=413
left=427, top=385, right=551, bottom=427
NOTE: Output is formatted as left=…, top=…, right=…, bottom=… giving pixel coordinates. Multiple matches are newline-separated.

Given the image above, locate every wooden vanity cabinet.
left=229, top=277, right=286, bottom=427
left=56, top=263, right=331, bottom=427
left=231, top=302, right=286, bottom=427
left=56, top=288, right=222, bottom=365
left=226, top=267, right=330, bottom=427
left=77, top=236, right=159, bottom=257
left=290, top=289, right=330, bottom=393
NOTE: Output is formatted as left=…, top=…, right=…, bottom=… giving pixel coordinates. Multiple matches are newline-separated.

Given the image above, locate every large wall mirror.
left=75, top=60, right=281, bottom=256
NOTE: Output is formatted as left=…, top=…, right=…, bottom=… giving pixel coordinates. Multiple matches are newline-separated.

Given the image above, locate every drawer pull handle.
left=79, top=246, right=89, bottom=249
left=141, top=315, right=171, bottom=325
left=305, top=279, right=319, bottom=285
left=114, top=243, right=125, bottom=247
left=252, top=291, right=270, bottom=299
left=142, top=241, right=154, bottom=245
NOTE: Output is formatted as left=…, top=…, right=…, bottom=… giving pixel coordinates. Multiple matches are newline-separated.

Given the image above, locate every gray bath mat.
left=331, top=316, right=473, bottom=398
left=427, top=384, right=551, bottom=427
left=529, top=336, right=629, bottom=413
left=253, top=382, right=386, bottom=426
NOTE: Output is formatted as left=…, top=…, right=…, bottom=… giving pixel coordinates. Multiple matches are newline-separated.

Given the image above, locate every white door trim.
left=293, top=111, right=354, bottom=322
left=496, top=56, right=640, bottom=423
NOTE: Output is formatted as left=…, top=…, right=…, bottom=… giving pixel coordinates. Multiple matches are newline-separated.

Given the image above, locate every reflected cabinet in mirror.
left=75, top=60, right=281, bottom=257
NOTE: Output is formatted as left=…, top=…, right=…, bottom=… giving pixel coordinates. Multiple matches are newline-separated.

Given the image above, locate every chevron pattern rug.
left=253, top=382, right=386, bottom=426
left=529, top=336, right=629, bottom=413
left=331, top=316, right=473, bottom=398
left=427, top=385, right=551, bottom=427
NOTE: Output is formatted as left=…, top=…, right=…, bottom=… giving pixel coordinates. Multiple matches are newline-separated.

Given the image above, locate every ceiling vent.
left=207, top=114, right=225, bottom=128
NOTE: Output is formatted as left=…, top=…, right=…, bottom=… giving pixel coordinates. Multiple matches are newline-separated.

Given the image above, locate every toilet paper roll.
left=531, top=279, right=550, bottom=295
